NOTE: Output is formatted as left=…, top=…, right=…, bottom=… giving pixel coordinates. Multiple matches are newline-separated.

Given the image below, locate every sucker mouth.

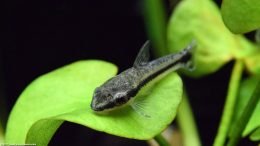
left=90, top=100, right=101, bottom=111
left=90, top=105, right=102, bottom=111
left=91, top=105, right=117, bottom=113
left=90, top=102, right=103, bottom=111
left=90, top=100, right=116, bottom=112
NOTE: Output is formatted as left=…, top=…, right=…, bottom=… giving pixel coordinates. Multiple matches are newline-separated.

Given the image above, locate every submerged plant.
left=1, top=0, right=260, bottom=146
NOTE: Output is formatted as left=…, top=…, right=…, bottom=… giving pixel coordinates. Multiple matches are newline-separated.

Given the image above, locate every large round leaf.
left=167, top=0, right=255, bottom=77
left=221, top=0, right=260, bottom=34
left=232, top=76, right=260, bottom=141
left=5, top=60, right=183, bottom=145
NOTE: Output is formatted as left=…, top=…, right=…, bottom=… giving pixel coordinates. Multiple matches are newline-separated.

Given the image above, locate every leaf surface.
left=6, top=60, right=183, bottom=145
left=232, top=76, right=260, bottom=141
left=167, top=0, right=255, bottom=77
left=221, top=0, right=260, bottom=33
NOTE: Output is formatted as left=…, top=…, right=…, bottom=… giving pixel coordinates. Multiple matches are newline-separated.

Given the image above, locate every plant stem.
left=177, top=91, right=201, bottom=146
left=143, top=0, right=167, bottom=56
left=0, top=122, right=4, bottom=143
left=213, top=60, right=244, bottom=146
left=154, top=133, right=170, bottom=146
left=227, top=80, right=260, bottom=146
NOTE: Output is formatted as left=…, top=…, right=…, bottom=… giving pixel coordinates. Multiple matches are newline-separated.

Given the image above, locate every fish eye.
left=106, top=93, right=113, bottom=99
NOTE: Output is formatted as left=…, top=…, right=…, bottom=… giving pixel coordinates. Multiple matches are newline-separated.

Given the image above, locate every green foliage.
left=177, top=92, right=201, bottom=146
left=3, top=0, right=260, bottom=145
left=231, top=76, right=260, bottom=141
left=221, top=0, right=260, bottom=33
left=5, top=60, right=117, bottom=144
left=154, top=134, right=170, bottom=146
left=167, top=0, right=260, bottom=144
left=250, top=128, right=260, bottom=141
left=167, top=0, right=255, bottom=77
left=245, top=52, right=260, bottom=74
left=0, top=122, right=4, bottom=143
left=5, top=60, right=183, bottom=145
left=143, top=0, right=167, bottom=56
left=213, top=61, right=244, bottom=146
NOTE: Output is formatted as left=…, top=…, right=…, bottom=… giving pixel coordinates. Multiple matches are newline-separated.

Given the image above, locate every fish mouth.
left=90, top=100, right=103, bottom=111
left=90, top=104, right=117, bottom=113
left=90, top=99, right=116, bottom=112
left=91, top=106, right=104, bottom=112
left=90, top=105, right=101, bottom=111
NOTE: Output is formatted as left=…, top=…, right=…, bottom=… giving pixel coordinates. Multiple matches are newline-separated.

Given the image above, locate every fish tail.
left=179, top=40, right=196, bottom=71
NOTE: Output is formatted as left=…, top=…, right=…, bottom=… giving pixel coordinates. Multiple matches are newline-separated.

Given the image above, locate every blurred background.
left=1, top=0, right=257, bottom=145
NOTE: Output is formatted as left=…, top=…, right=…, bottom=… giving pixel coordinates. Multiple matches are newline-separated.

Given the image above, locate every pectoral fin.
left=133, top=40, right=151, bottom=67
left=130, top=96, right=151, bottom=118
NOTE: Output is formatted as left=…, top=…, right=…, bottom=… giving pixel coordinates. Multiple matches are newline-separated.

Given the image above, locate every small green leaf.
left=250, top=128, right=260, bottom=141
left=221, top=0, right=260, bottom=33
left=6, top=60, right=183, bottom=145
left=167, top=0, right=255, bottom=77
left=232, top=76, right=260, bottom=141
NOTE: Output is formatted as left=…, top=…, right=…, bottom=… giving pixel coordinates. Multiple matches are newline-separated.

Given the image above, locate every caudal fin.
left=179, top=40, right=196, bottom=71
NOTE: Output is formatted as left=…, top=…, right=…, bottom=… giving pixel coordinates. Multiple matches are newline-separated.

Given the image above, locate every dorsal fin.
left=133, top=40, right=151, bottom=67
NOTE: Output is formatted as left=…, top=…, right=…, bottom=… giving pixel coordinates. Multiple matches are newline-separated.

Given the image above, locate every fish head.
left=90, top=86, right=130, bottom=112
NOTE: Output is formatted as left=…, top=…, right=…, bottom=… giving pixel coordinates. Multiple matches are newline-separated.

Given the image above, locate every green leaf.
left=167, top=0, right=255, bottom=77
left=221, top=0, right=260, bottom=34
left=250, top=128, right=260, bottom=141
left=232, top=75, right=260, bottom=141
left=6, top=60, right=183, bottom=145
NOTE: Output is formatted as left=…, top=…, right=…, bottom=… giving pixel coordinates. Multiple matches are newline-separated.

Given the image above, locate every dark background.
left=1, top=0, right=257, bottom=145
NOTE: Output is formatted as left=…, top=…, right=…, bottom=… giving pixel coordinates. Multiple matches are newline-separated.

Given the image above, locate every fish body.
left=91, top=41, right=195, bottom=112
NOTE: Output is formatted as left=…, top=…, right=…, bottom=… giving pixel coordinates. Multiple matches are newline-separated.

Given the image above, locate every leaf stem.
left=177, top=91, right=201, bottom=146
left=213, top=60, right=244, bottom=146
left=227, top=80, right=260, bottom=146
left=154, top=133, right=170, bottom=146
left=0, top=122, right=4, bottom=143
left=143, top=0, right=167, bottom=56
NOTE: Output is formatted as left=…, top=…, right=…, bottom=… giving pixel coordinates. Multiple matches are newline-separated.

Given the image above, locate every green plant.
left=1, top=0, right=260, bottom=146
left=0, top=123, right=4, bottom=143
left=5, top=60, right=183, bottom=145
